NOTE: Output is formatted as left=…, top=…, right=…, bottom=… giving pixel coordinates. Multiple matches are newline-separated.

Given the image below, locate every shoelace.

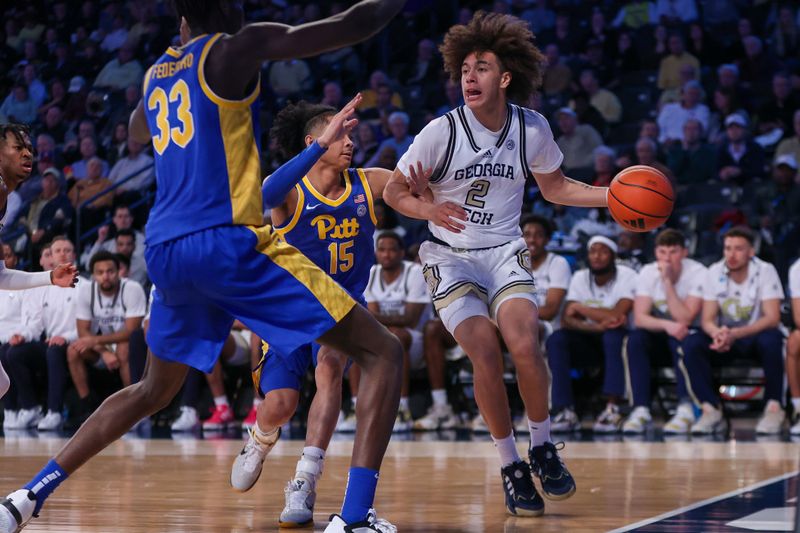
left=504, top=462, right=535, bottom=497
left=534, top=442, right=567, bottom=479
left=241, top=437, right=269, bottom=472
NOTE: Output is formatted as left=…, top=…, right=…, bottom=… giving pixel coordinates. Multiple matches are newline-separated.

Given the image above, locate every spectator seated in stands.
left=657, top=80, right=709, bottom=146
left=623, top=229, right=706, bottom=435
left=555, top=107, right=603, bottom=173
left=0, top=244, right=27, bottom=429
left=360, top=82, right=402, bottom=140
left=81, top=205, right=145, bottom=270
left=351, top=123, right=379, bottom=168
left=367, top=111, right=413, bottom=167
left=363, top=232, right=433, bottom=433
left=0, top=84, right=37, bottom=124
left=635, top=137, right=674, bottom=182
left=756, top=73, right=799, bottom=142
left=108, top=136, right=154, bottom=205
left=3, top=237, right=77, bottom=431
left=93, top=42, right=143, bottom=92
left=590, top=145, right=617, bottom=187
left=658, top=63, right=696, bottom=107
left=358, top=69, right=403, bottom=114
left=541, top=43, right=571, bottom=101
left=666, top=118, right=717, bottom=184
left=68, top=251, right=146, bottom=427
left=657, top=33, right=700, bottom=93
left=113, top=228, right=148, bottom=287
left=546, top=236, right=637, bottom=434
left=616, top=230, right=646, bottom=272
left=755, top=155, right=800, bottom=272
left=21, top=167, right=73, bottom=252
left=268, top=57, right=311, bottom=105
left=68, top=136, right=109, bottom=182
left=681, top=227, right=786, bottom=435
left=67, top=156, right=114, bottom=231
left=715, top=114, right=767, bottom=183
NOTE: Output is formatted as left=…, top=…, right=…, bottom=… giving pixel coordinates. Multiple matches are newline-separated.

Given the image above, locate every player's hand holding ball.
left=607, top=165, right=674, bottom=232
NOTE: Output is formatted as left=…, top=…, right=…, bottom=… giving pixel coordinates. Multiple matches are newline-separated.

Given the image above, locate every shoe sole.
left=506, top=506, right=545, bottom=517
left=230, top=457, right=263, bottom=493
left=278, top=518, right=313, bottom=528
left=541, top=484, right=576, bottom=501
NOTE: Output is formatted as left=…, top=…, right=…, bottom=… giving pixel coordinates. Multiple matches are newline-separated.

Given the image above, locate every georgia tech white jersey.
left=398, top=104, right=563, bottom=249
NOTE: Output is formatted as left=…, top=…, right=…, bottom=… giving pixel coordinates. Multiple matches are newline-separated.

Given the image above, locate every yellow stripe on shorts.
left=246, top=225, right=355, bottom=323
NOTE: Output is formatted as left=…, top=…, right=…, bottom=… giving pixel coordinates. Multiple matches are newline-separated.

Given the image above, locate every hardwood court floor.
left=0, top=435, right=797, bottom=532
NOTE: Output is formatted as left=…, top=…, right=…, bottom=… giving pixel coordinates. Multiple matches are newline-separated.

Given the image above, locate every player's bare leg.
left=497, top=297, right=576, bottom=501
left=280, top=347, right=348, bottom=527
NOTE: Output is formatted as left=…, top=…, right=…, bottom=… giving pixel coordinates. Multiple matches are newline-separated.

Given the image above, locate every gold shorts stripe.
left=246, top=225, right=355, bottom=323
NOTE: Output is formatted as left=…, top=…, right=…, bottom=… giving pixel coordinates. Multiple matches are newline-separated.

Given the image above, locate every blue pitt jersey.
left=142, top=33, right=263, bottom=246
left=276, top=168, right=377, bottom=297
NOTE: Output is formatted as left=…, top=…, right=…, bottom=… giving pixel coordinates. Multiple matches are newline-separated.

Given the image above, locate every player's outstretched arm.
left=384, top=166, right=466, bottom=233
left=210, top=0, right=405, bottom=98
left=262, top=94, right=361, bottom=209
left=0, top=262, right=78, bottom=290
left=533, top=168, right=608, bottom=208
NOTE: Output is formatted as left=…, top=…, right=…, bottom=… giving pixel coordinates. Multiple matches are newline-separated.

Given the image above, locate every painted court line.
left=607, top=470, right=799, bottom=532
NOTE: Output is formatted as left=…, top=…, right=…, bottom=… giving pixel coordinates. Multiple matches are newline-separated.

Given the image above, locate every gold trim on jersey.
left=356, top=168, right=378, bottom=226
left=198, top=33, right=260, bottom=108
left=274, top=184, right=306, bottom=236
left=219, top=105, right=263, bottom=226
left=246, top=224, right=355, bottom=321
left=302, top=172, right=352, bottom=207
left=165, top=47, right=182, bottom=58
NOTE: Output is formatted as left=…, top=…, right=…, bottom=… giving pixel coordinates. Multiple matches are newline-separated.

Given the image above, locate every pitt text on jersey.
left=311, top=215, right=360, bottom=240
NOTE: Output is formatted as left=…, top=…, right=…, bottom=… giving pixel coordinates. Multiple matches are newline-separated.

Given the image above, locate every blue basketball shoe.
left=500, top=460, right=544, bottom=516
left=529, top=441, right=576, bottom=501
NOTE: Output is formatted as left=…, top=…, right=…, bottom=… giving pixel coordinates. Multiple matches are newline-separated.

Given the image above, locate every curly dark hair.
left=0, top=123, right=31, bottom=147
left=439, top=11, right=546, bottom=104
left=270, top=101, right=336, bottom=159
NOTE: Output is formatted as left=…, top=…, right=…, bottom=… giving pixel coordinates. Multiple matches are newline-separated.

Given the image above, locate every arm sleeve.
left=0, top=263, right=51, bottom=290
left=262, top=142, right=327, bottom=208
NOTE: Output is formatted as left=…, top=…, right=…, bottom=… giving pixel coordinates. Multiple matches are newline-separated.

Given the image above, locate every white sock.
left=399, top=396, right=409, bottom=412
left=528, top=417, right=551, bottom=448
left=431, top=389, right=447, bottom=407
left=491, top=432, right=520, bottom=468
left=213, top=395, right=228, bottom=407
left=351, top=396, right=357, bottom=409
left=791, top=398, right=800, bottom=414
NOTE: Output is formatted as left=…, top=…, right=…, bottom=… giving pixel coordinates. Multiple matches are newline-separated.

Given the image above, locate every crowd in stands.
left=1, top=0, right=800, bottom=437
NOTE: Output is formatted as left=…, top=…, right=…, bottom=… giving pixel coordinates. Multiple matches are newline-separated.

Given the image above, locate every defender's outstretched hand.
left=317, top=94, right=362, bottom=149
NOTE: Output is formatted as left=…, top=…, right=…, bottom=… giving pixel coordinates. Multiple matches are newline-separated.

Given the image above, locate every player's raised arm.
left=533, top=168, right=608, bottom=208
left=206, top=0, right=405, bottom=99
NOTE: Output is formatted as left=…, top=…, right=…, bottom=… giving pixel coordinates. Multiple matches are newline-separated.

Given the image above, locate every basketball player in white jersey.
left=384, top=11, right=609, bottom=517
left=0, top=124, right=77, bottom=401
left=787, top=257, right=800, bottom=435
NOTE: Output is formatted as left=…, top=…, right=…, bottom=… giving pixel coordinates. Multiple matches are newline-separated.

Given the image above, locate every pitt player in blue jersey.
left=228, top=101, right=410, bottom=529
left=0, top=3, right=406, bottom=533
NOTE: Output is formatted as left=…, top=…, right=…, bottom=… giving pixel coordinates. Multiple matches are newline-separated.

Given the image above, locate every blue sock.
left=340, top=467, right=379, bottom=523
left=23, top=459, right=68, bottom=515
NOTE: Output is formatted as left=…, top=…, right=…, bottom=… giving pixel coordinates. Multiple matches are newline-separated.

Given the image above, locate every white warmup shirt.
left=21, top=284, right=80, bottom=342
left=636, top=258, right=707, bottom=326
left=702, top=257, right=784, bottom=327
left=398, top=104, right=563, bottom=249
left=76, top=278, right=147, bottom=335
left=566, top=264, right=638, bottom=324
left=531, top=252, right=571, bottom=329
left=364, top=260, right=432, bottom=331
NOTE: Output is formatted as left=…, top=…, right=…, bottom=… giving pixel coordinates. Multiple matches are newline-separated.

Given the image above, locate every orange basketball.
left=608, top=165, right=674, bottom=232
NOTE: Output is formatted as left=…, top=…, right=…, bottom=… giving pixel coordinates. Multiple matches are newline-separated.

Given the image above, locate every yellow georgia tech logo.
left=720, top=298, right=753, bottom=321
left=311, top=215, right=360, bottom=240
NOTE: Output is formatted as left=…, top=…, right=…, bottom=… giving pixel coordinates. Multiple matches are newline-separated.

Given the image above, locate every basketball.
left=607, top=165, right=674, bottom=232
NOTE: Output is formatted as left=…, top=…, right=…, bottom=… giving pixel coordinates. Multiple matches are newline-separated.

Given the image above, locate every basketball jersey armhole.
left=197, top=33, right=260, bottom=108
left=515, top=105, right=534, bottom=181
left=355, top=168, right=378, bottom=226
left=273, top=185, right=305, bottom=235
left=430, top=113, right=456, bottom=184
